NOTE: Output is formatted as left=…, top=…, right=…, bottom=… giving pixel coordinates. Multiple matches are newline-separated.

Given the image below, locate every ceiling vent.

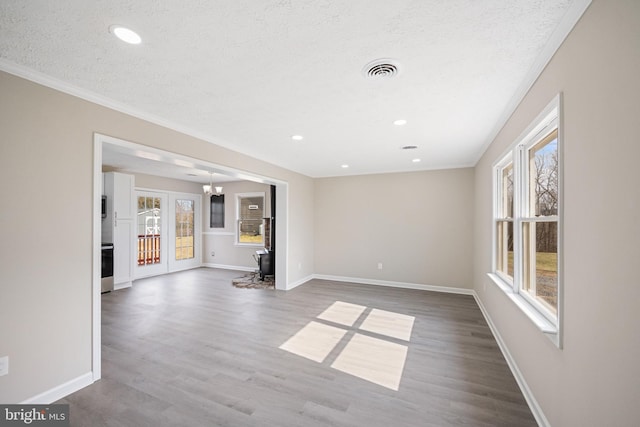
left=362, top=59, right=401, bottom=79
left=401, top=145, right=418, bottom=150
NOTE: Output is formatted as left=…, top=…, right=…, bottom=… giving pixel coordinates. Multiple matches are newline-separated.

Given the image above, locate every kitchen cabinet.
left=102, top=172, right=135, bottom=289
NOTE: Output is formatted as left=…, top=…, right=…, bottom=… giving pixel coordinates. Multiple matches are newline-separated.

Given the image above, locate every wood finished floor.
left=58, top=268, right=537, bottom=427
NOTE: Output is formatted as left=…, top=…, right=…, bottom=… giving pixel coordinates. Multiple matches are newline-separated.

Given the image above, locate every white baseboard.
left=113, top=281, right=132, bottom=290
left=202, top=263, right=255, bottom=272
left=312, top=274, right=474, bottom=295
left=472, top=293, right=550, bottom=427
left=20, top=372, right=94, bottom=404
left=286, top=274, right=314, bottom=290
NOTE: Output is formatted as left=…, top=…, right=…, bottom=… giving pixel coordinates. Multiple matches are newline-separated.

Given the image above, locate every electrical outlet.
left=210, top=251, right=215, bottom=257
left=0, top=356, right=8, bottom=377
left=377, top=262, right=383, bottom=270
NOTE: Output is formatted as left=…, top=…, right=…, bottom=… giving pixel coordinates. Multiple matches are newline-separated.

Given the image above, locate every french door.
left=134, top=190, right=201, bottom=277
left=168, top=193, right=201, bottom=272
left=135, top=191, right=168, bottom=278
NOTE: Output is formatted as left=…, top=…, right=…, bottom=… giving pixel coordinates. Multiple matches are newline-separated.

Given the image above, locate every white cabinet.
left=102, top=172, right=135, bottom=289
left=104, top=172, right=134, bottom=220
left=112, top=219, right=134, bottom=288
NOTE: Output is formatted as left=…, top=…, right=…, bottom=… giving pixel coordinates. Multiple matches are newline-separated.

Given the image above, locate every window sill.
left=234, top=242, right=264, bottom=248
left=487, top=273, right=558, bottom=337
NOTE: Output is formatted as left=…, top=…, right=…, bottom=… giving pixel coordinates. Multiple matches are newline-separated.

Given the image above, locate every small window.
left=491, top=94, right=562, bottom=346
left=210, top=195, right=225, bottom=228
left=237, top=193, right=265, bottom=245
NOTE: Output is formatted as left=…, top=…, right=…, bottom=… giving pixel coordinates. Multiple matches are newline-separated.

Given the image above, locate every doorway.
left=92, top=133, right=289, bottom=381
left=135, top=191, right=167, bottom=278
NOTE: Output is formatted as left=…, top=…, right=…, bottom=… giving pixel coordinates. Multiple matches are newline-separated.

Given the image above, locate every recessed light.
left=109, top=25, right=142, bottom=45
left=393, top=119, right=407, bottom=126
left=292, top=135, right=304, bottom=141
left=412, top=158, right=421, bottom=163
left=341, top=164, right=349, bottom=169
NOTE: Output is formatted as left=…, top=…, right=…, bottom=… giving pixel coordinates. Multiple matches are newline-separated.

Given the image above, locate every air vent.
left=401, top=145, right=418, bottom=150
left=362, top=59, right=401, bottom=79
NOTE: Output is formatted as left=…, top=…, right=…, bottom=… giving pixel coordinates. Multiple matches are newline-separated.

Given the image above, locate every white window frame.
left=489, top=94, right=563, bottom=348
left=168, top=192, right=202, bottom=272
left=235, top=192, right=266, bottom=247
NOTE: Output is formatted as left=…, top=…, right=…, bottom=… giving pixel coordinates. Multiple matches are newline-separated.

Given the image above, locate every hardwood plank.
left=57, top=268, right=537, bottom=426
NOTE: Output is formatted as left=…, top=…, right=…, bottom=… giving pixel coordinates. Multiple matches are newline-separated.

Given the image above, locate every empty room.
left=0, top=1, right=638, bottom=426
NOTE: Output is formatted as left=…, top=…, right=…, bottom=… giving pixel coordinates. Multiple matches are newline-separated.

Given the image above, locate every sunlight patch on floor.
left=317, top=301, right=367, bottom=326
left=279, top=301, right=415, bottom=391
left=331, top=333, right=408, bottom=391
left=359, top=308, right=415, bottom=341
left=278, top=321, right=347, bottom=363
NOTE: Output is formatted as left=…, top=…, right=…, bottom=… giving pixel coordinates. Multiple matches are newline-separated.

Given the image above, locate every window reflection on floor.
left=331, top=333, right=408, bottom=391
left=279, top=301, right=415, bottom=391
left=278, top=321, right=347, bottom=363
left=359, top=308, right=414, bottom=341
left=317, top=301, right=367, bottom=326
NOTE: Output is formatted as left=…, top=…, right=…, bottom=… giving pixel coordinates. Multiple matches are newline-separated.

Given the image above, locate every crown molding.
left=472, top=0, right=593, bottom=164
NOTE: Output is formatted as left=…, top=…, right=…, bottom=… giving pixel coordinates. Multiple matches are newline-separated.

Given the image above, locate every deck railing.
left=138, top=234, right=160, bottom=265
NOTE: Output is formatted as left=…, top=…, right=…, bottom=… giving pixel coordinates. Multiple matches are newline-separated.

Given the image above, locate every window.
left=491, top=95, right=562, bottom=346
left=237, top=192, right=265, bottom=245
left=210, top=194, right=225, bottom=228
left=137, top=195, right=162, bottom=266
left=175, top=199, right=194, bottom=260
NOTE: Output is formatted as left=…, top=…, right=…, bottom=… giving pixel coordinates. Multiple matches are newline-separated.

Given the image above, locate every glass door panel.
left=175, top=199, right=194, bottom=260
left=135, top=191, right=168, bottom=278
left=137, top=195, right=162, bottom=265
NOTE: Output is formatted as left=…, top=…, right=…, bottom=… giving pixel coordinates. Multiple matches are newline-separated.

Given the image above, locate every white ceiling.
left=101, top=143, right=241, bottom=185
left=0, top=1, right=587, bottom=179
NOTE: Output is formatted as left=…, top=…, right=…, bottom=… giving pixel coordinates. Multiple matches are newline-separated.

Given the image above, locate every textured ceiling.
left=0, top=0, right=585, bottom=178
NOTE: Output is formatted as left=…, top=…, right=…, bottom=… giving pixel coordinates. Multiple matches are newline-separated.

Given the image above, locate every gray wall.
left=314, top=169, right=474, bottom=288
left=473, top=0, right=640, bottom=425
left=202, top=180, right=272, bottom=270
left=0, top=71, right=315, bottom=403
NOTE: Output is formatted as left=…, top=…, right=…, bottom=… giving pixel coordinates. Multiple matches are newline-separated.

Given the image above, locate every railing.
left=138, top=234, right=160, bottom=265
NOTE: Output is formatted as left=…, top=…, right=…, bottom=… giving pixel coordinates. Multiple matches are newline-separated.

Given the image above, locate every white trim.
left=168, top=192, right=203, bottom=272
left=487, top=274, right=557, bottom=335
left=474, top=0, right=592, bottom=162
left=202, top=231, right=235, bottom=236
left=202, top=263, right=255, bottom=272
left=286, top=274, right=314, bottom=291
left=92, top=137, right=102, bottom=382
left=313, top=274, right=474, bottom=296
left=473, top=293, right=551, bottom=427
left=113, top=282, right=132, bottom=291
left=235, top=192, right=266, bottom=246
left=0, top=59, right=263, bottom=165
left=493, top=94, right=561, bottom=169
left=93, top=133, right=290, bottom=392
left=490, top=94, right=563, bottom=347
left=20, top=372, right=94, bottom=404
left=134, top=190, right=169, bottom=279
left=274, top=182, right=288, bottom=291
